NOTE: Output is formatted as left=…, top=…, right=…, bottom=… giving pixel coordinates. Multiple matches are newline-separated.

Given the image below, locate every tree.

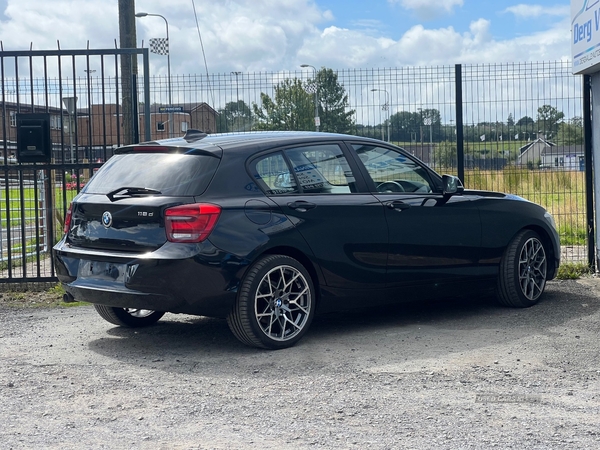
left=389, top=111, right=421, bottom=142
left=217, top=100, right=253, bottom=132
left=252, top=68, right=355, bottom=132
left=432, top=140, right=457, bottom=168
left=314, top=68, right=355, bottom=133
left=516, top=116, right=534, bottom=127
left=252, top=78, right=314, bottom=131
left=536, top=105, right=564, bottom=139
left=507, top=113, right=515, bottom=127
left=556, top=117, right=583, bottom=145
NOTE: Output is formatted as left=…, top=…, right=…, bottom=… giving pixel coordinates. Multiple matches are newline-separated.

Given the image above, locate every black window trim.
left=342, top=140, right=444, bottom=194
left=246, top=140, right=371, bottom=196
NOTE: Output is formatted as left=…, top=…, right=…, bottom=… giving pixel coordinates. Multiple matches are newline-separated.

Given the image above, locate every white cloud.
left=299, top=17, right=569, bottom=69
left=390, top=0, right=464, bottom=20
left=0, top=0, right=572, bottom=76
left=1, top=0, right=118, bottom=50
left=504, top=4, right=570, bottom=19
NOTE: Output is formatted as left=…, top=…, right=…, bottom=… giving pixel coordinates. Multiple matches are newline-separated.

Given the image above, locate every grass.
left=1, top=186, right=78, bottom=226
left=0, top=283, right=88, bottom=308
left=462, top=168, right=587, bottom=246
left=556, top=262, right=592, bottom=280
left=0, top=166, right=591, bottom=263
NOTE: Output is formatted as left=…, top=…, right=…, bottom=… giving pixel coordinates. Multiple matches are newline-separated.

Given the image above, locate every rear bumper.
left=53, top=240, right=244, bottom=318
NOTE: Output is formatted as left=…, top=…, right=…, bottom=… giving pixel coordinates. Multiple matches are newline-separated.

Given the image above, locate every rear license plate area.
left=78, top=261, right=126, bottom=283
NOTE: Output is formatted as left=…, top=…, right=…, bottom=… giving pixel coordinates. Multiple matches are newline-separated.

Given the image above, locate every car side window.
left=284, top=144, right=356, bottom=194
left=253, top=153, right=299, bottom=195
left=352, top=144, right=434, bottom=194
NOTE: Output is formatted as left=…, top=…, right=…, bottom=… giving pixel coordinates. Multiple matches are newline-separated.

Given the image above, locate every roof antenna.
left=183, top=129, right=207, bottom=142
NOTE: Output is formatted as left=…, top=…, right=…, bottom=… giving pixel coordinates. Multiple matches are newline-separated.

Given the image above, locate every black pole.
left=131, top=73, right=139, bottom=143
left=118, top=0, right=138, bottom=145
left=583, top=74, right=594, bottom=270
left=455, top=64, right=464, bottom=183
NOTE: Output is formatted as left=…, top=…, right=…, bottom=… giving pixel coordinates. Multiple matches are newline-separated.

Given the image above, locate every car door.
left=250, top=143, right=388, bottom=290
left=348, top=142, right=482, bottom=288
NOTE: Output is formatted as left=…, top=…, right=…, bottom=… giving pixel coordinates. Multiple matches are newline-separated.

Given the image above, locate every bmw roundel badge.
left=102, top=211, right=113, bottom=228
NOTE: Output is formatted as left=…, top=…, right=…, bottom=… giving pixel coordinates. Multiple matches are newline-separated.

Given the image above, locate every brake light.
left=164, top=203, right=221, bottom=243
left=131, top=146, right=173, bottom=153
left=64, top=202, right=73, bottom=234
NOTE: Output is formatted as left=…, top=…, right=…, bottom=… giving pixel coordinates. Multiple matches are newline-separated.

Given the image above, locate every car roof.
left=122, top=131, right=379, bottom=156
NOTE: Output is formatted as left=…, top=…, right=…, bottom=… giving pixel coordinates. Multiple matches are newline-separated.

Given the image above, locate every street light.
left=84, top=69, right=96, bottom=161
left=231, top=71, right=242, bottom=103
left=231, top=71, right=242, bottom=131
left=300, top=64, right=319, bottom=132
left=371, top=88, right=390, bottom=142
left=84, top=69, right=96, bottom=104
left=136, top=12, right=173, bottom=138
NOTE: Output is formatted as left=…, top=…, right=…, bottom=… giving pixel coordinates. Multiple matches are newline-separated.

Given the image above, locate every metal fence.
left=0, top=48, right=149, bottom=283
left=0, top=58, right=590, bottom=283
left=169, top=61, right=588, bottom=265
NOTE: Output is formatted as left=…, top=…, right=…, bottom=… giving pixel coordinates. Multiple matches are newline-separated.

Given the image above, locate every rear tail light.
left=64, top=202, right=73, bottom=234
left=130, top=146, right=173, bottom=153
left=164, top=203, right=221, bottom=243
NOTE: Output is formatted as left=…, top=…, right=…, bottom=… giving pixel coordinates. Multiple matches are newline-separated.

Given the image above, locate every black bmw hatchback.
left=54, top=131, right=560, bottom=349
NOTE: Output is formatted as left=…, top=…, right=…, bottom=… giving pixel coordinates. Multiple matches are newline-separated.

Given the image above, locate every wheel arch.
left=261, top=245, right=323, bottom=303
left=519, top=224, right=559, bottom=280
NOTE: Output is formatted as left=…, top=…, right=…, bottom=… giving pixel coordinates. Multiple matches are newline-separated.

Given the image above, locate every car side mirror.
left=442, top=175, right=464, bottom=197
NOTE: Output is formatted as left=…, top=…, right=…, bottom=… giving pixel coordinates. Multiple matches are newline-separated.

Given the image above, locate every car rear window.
left=83, top=153, right=220, bottom=196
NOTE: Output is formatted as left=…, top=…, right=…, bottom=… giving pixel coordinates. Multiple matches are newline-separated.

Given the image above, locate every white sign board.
left=572, top=0, right=600, bottom=74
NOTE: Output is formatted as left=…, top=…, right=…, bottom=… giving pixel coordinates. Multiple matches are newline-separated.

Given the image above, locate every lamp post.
left=136, top=12, right=173, bottom=138
left=231, top=71, right=241, bottom=103
left=300, top=64, right=319, bottom=132
left=371, top=88, right=390, bottom=142
left=84, top=69, right=96, bottom=156
left=84, top=69, right=96, bottom=103
left=231, top=71, right=241, bottom=131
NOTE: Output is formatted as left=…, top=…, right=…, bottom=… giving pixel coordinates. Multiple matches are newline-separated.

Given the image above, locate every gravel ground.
left=1, top=279, right=600, bottom=449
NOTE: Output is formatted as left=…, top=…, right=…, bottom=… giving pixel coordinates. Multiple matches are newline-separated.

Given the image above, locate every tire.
left=93, top=305, right=165, bottom=327
left=227, top=255, right=315, bottom=349
left=496, top=229, right=548, bottom=307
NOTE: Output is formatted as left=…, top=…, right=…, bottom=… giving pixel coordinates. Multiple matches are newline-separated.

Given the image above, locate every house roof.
left=518, top=138, right=555, bottom=155
left=542, top=145, right=584, bottom=156
left=74, top=102, right=219, bottom=116
left=0, top=101, right=65, bottom=114
left=147, top=102, right=218, bottom=114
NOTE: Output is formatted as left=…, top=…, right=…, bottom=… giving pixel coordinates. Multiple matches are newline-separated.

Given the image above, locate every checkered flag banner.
left=304, top=82, right=317, bottom=94
left=149, top=38, right=169, bottom=56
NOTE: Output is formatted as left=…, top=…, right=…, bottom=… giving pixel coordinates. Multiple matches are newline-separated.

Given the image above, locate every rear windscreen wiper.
left=107, top=187, right=162, bottom=202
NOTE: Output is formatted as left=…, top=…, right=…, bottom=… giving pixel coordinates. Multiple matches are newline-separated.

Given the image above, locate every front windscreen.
left=83, top=153, right=220, bottom=196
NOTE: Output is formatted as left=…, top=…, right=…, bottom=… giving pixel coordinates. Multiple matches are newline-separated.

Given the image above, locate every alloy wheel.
left=124, top=308, right=157, bottom=318
left=254, top=265, right=312, bottom=342
left=518, top=237, right=547, bottom=301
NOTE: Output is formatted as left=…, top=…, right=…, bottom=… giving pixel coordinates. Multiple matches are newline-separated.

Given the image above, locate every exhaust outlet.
left=62, top=292, right=75, bottom=303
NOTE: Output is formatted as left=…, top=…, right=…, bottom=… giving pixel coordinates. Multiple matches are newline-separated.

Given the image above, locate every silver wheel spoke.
left=124, top=308, right=155, bottom=318
left=254, top=263, right=311, bottom=342
left=518, top=237, right=546, bottom=301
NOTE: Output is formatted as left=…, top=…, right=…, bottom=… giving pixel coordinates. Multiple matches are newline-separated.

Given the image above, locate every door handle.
left=386, top=200, right=411, bottom=211
left=288, top=201, right=317, bottom=212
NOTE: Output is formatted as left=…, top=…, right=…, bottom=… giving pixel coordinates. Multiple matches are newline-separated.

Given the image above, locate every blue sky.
left=0, top=0, right=573, bottom=75
left=318, top=1, right=569, bottom=41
